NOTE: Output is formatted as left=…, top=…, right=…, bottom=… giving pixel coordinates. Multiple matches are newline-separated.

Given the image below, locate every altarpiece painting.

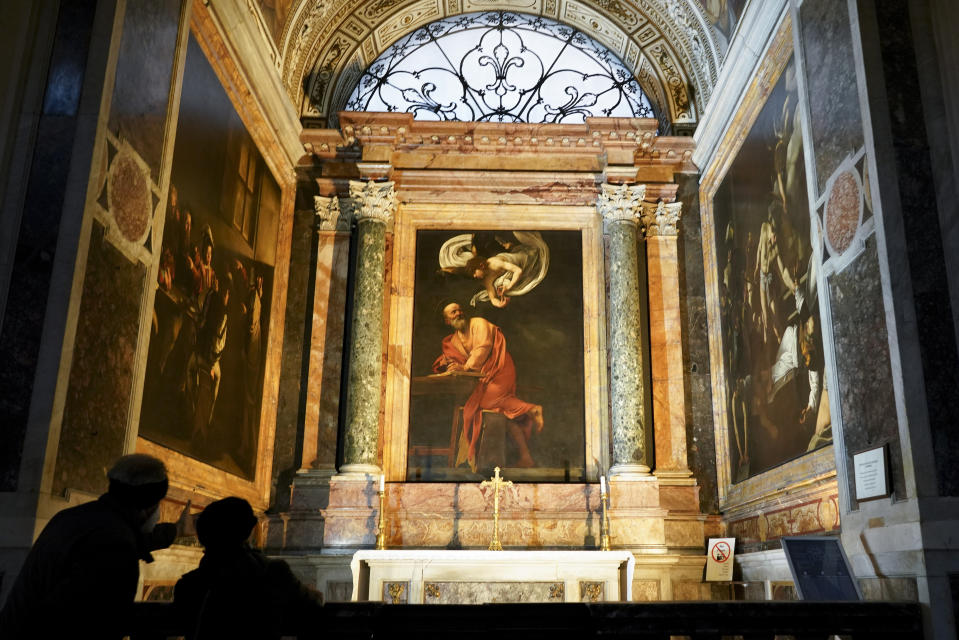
left=384, top=206, right=605, bottom=484
left=406, top=229, right=586, bottom=482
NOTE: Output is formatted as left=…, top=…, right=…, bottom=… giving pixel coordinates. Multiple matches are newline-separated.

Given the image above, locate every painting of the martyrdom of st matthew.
left=713, top=57, right=831, bottom=482
left=139, top=36, right=281, bottom=480
left=407, top=230, right=586, bottom=482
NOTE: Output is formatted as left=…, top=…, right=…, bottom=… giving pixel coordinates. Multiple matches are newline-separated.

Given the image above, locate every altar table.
left=351, top=550, right=634, bottom=604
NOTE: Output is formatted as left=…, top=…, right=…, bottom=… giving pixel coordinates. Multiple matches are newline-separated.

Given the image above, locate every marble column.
left=339, top=180, right=396, bottom=476
left=642, top=201, right=694, bottom=483
left=599, top=183, right=651, bottom=477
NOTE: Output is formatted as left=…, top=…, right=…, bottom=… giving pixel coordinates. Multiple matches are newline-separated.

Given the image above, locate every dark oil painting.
left=407, top=229, right=586, bottom=483
left=703, top=0, right=748, bottom=52
left=140, top=35, right=281, bottom=479
left=713, top=56, right=832, bottom=482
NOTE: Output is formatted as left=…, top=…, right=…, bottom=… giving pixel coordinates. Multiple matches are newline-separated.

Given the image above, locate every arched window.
left=346, top=11, right=656, bottom=124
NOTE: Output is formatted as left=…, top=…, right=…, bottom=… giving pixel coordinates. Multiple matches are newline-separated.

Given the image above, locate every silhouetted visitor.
left=0, top=454, right=180, bottom=639
left=174, top=497, right=323, bottom=639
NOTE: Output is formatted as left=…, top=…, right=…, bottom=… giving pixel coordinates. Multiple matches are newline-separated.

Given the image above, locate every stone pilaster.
left=641, top=201, right=694, bottom=484
left=598, top=183, right=651, bottom=477
left=340, top=180, right=395, bottom=476
left=298, top=195, right=351, bottom=475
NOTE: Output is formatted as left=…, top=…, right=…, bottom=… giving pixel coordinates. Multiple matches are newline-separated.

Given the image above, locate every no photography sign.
left=706, top=537, right=736, bottom=581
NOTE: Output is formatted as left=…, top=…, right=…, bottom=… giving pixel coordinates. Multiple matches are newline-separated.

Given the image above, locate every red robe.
left=433, top=317, right=535, bottom=461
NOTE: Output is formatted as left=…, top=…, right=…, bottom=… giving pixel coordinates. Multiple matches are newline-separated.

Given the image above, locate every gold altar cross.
left=480, top=466, right=512, bottom=550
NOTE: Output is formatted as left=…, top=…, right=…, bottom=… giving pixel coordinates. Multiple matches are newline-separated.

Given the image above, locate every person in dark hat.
left=0, top=453, right=183, bottom=639
left=174, top=497, right=323, bottom=639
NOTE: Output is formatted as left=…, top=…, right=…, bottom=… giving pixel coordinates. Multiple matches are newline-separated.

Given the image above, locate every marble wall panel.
left=272, top=209, right=315, bottom=508
left=392, top=516, right=457, bottom=547
left=54, top=224, right=145, bottom=495
left=608, top=479, right=660, bottom=508
left=873, top=1, right=959, bottom=496
left=0, top=0, right=98, bottom=491
left=858, top=576, right=918, bottom=601
left=609, top=516, right=666, bottom=547
left=659, top=485, right=698, bottom=511
left=664, top=518, right=704, bottom=548
left=632, top=579, right=660, bottom=601
left=798, top=0, right=864, bottom=196
left=424, top=581, right=565, bottom=604
left=827, top=238, right=905, bottom=503
left=326, top=581, right=353, bottom=602
left=283, top=513, right=327, bottom=550
left=676, top=173, right=718, bottom=513
left=673, top=580, right=707, bottom=600
left=107, top=0, right=182, bottom=181
left=323, top=512, right=378, bottom=547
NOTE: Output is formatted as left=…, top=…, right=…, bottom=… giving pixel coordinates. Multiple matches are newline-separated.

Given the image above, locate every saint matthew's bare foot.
left=515, top=454, right=536, bottom=468
left=529, top=405, right=545, bottom=434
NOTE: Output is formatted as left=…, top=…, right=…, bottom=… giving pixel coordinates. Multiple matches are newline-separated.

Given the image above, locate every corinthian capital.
left=640, top=201, right=682, bottom=236
left=597, top=183, right=646, bottom=224
left=348, top=179, right=396, bottom=224
left=313, top=195, right=350, bottom=232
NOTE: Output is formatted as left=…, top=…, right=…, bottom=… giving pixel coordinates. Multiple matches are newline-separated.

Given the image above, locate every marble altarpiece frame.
left=699, top=14, right=838, bottom=533
left=135, top=2, right=296, bottom=510
left=384, top=204, right=608, bottom=484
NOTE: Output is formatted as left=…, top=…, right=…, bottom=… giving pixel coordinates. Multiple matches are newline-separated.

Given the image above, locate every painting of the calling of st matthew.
left=407, top=230, right=586, bottom=482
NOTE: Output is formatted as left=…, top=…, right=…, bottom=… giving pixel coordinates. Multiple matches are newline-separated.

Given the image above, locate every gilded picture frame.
left=383, top=204, right=608, bottom=483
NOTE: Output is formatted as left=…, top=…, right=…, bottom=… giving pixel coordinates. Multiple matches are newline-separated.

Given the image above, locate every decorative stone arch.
left=277, top=0, right=722, bottom=133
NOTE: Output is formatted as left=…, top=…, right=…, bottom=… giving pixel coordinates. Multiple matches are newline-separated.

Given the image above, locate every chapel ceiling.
left=252, top=0, right=736, bottom=132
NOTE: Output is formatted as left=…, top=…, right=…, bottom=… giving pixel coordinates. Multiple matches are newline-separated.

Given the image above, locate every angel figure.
left=438, top=231, right=550, bottom=308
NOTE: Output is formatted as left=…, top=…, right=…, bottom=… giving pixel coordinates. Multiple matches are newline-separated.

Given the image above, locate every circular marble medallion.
left=108, top=147, right=152, bottom=244
left=824, top=169, right=861, bottom=256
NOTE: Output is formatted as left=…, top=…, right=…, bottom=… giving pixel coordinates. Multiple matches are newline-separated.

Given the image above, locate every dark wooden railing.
left=130, top=600, right=923, bottom=639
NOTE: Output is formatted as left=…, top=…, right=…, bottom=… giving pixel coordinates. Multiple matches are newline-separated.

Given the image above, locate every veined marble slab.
left=351, top=550, right=634, bottom=604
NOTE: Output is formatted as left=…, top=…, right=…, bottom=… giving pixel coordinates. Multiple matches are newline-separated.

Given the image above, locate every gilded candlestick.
left=375, top=478, right=387, bottom=550
left=481, top=467, right=512, bottom=551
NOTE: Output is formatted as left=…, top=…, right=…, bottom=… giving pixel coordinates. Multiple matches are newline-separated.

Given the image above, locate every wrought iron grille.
left=345, top=11, right=656, bottom=124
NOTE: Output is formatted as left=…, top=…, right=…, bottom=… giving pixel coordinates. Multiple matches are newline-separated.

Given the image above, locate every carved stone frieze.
left=640, top=200, right=682, bottom=236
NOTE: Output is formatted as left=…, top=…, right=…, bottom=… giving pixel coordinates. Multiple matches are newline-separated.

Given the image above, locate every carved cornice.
left=348, top=180, right=396, bottom=224
left=322, top=113, right=697, bottom=175
left=640, top=200, right=683, bottom=236
left=313, top=195, right=350, bottom=232
left=598, top=183, right=647, bottom=223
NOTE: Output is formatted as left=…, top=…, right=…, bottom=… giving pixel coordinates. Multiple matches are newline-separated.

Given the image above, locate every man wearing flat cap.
left=0, top=453, right=184, bottom=639
left=174, top=497, right=323, bottom=639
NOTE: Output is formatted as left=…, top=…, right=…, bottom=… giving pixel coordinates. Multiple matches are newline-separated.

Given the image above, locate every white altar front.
left=351, top=550, right=634, bottom=604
